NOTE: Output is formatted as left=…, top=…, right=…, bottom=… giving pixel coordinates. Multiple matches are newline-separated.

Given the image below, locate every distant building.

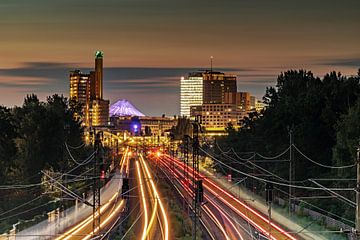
left=181, top=68, right=266, bottom=133
left=69, top=51, right=109, bottom=127
left=250, top=96, right=256, bottom=110
left=94, top=51, right=103, bottom=99
left=255, top=100, right=267, bottom=112
left=69, top=70, right=91, bottom=105
left=92, top=99, right=110, bottom=127
left=111, top=115, right=176, bottom=137
left=224, top=92, right=251, bottom=111
left=180, top=74, right=203, bottom=116
left=202, top=71, right=237, bottom=104
left=191, top=104, right=242, bottom=132
left=180, top=70, right=237, bottom=117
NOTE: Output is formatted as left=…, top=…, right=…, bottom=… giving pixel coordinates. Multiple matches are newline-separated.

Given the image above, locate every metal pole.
left=93, top=130, right=101, bottom=234
left=289, top=129, right=293, bottom=215
left=192, top=119, right=202, bottom=240
left=268, top=203, right=272, bottom=239
left=266, top=181, right=273, bottom=239
left=356, top=142, right=360, bottom=235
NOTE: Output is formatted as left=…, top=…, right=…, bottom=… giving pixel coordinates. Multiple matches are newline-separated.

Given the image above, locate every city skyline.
left=1, top=0, right=359, bottom=115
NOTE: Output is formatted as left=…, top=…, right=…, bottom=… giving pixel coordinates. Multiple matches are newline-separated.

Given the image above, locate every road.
left=132, top=152, right=169, bottom=240
left=152, top=153, right=298, bottom=240
left=55, top=148, right=131, bottom=240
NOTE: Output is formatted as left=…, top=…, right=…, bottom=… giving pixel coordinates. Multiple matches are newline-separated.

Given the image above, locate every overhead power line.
left=293, top=144, right=356, bottom=169
left=65, top=142, right=96, bottom=166
left=199, top=148, right=355, bottom=192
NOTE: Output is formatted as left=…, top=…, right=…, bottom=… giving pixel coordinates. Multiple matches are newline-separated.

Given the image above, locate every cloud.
left=0, top=62, right=274, bottom=114
left=316, top=57, right=360, bottom=67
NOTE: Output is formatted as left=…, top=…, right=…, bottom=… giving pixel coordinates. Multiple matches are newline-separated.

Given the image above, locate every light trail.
left=81, top=149, right=130, bottom=240
left=161, top=155, right=297, bottom=240
left=82, top=199, right=125, bottom=240
left=136, top=160, right=149, bottom=240
left=140, top=154, right=169, bottom=240
left=119, top=147, right=128, bottom=172
left=55, top=193, right=119, bottom=240
left=203, top=174, right=295, bottom=240
left=166, top=155, right=274, bottom=239
left=205, top=196, right=245, bottom=240
left=202, top=204, right=231, bottom=240
left=56, top=147, right=129, bottom=240
left=157, top=155, right=243, bottom=240
left=140, top=156, right=158, bottom=238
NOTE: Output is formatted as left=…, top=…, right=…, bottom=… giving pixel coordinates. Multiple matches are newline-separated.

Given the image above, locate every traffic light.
left=100, top=164, right=106, bottom=180
left=100, top=170, right=105, bottom=180
left=196, top=180, right=204, bottom=203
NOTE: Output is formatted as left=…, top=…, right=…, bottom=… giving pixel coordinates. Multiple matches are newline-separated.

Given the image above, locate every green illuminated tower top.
left=95, top=50, right=104, bottom=59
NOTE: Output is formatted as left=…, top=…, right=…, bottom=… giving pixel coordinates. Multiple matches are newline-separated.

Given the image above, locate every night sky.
left=1, top=0, right=359, bottom=116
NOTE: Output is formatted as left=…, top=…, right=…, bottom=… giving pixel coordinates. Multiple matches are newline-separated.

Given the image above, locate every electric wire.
left=200, top=147, right=355, bottom=191
left=293, top=144, right=356, bottom=169
left=0, top=199, right=58, bottom=221
left=0, top=195, right=43, bottom=217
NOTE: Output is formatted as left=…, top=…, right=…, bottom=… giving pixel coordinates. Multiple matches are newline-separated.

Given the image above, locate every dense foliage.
left=0, top=94, right=85, bottom=232
left=216, top=69, right=360, bottom=222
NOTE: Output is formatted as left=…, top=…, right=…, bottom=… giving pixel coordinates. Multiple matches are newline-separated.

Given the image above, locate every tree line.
left=0, top=94, right=86, bottom=232
left=216, top=69, right=360, bottom=222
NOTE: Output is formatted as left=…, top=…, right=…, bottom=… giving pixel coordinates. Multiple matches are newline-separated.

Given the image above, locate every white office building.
left=180, top=75, right=203, bottom=116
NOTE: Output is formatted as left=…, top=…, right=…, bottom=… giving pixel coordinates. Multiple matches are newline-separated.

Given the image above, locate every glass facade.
left=180, top=76, right=203, bottom=116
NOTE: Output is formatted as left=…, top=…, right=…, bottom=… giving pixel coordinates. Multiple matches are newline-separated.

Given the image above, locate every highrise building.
left=180, top=70, right=237, bottom=117
left=69, top=70, right=91, bottom=104
left=190, top=103, right=242, bottom=131
left=202, top=71, right=237, bottom=104
left=250, top=96, right=256, bottom=110
left=91, top=99, right=109, bottom=126
left=69, top=51, right=109, bottom=127
left=224, top=91, right=251, bottom=111
left=180, top=73, right=203, bottom=116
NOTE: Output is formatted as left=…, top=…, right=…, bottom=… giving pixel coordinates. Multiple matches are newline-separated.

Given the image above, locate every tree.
left=171, top=116, right=192, bottom=140
left=0, top=106, right=17, bottom=184
left=333, top=98, right=360, bottom=178
left=215, top=69, right=360, bottom=222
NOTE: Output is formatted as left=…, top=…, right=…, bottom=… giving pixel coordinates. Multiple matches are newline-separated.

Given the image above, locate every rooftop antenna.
left=210, top=56, right=213, bottom=72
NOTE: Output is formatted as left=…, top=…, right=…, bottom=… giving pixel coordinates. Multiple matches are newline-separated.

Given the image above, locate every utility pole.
left=192, top=117, right=203, bottom=240
left=266, top=181, right=273, bottom=239
left=289, top=129, right=293, bottom=215
left=183, top=135, right=190, bottom=213
left=171, top=135, right=175, bottom=182
left=93, top=130, right=102, bottom=234
left=356, top=141, right=360, bottom=235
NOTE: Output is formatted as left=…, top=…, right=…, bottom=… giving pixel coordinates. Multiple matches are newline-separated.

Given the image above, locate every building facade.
left=224, top=91, right=251, bottom=111
left=180, top=70, right=237, bottom=117
left=180, top=74, right=203, bottom=116
left=91, top=99, right=110, bottom=127
left=111, top=116, right=176, bottom=137
left=191, top=104, right=242, bottom=131
left=69, top=51, right=109, bottom=127
left=202, top=71, right=237, bottom=104
left=69, top=70, right=91, bottom=105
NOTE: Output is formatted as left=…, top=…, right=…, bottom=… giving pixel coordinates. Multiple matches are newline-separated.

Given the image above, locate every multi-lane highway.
left=55, top=148, right=131, bottom=240
left=151, top=153, right=298, bottom=240
left=153, top=153, right=248, bottom=239
left=13, top=140, right=300, bottom=240
left=133, top=153, right=169, bottom=240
